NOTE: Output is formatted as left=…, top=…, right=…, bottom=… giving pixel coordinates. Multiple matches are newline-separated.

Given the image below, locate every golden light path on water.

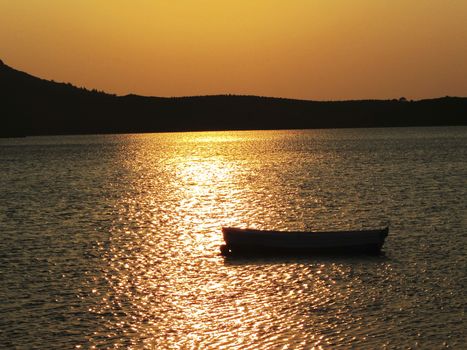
left=91, top=132, right=362, bottom=349
left=2, top=128, right=465, bottom=349
left=87, top=130, right=393, bottom=349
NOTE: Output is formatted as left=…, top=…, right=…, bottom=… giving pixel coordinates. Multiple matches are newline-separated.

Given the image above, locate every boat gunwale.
left=222, top=226, right=389, bottom=236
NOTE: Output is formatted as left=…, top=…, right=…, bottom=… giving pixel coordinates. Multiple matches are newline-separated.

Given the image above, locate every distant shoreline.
left=2, top=60, right=466, bottom=138
left=3, top=125, right=467, bottom=140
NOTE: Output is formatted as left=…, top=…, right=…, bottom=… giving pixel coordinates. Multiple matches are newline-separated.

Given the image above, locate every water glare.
left=1, top=128, right=466, bottom=348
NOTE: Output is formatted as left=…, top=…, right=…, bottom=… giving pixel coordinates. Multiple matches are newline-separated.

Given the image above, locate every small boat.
left=220, top=226, right=389, bottom=256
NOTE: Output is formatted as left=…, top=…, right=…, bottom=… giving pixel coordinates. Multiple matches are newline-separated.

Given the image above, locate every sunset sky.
left=1, top=1, right=466, bottom=100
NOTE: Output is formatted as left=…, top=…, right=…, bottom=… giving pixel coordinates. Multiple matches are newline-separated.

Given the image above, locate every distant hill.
left=1, top=59, right=466, bottom=137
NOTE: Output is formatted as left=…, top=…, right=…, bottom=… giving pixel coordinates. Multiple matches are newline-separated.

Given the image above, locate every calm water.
left=1, top=127, right=466, bottom=349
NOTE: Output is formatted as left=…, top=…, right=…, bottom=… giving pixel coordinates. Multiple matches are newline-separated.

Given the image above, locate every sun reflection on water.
left=87, top=131, right=390, bottom=349
left=2, top=129, right=464, bottom=349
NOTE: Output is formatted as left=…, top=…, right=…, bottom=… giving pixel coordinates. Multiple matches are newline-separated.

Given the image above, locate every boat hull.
left=221, top=227, right=389, bottom=256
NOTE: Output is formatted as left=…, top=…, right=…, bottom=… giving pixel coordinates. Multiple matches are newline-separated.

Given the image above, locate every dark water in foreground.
left=1, top=127, right=466, bottom=349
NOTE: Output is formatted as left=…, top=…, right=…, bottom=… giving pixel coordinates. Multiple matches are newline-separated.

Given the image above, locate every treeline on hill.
left=1, top=59, right=466, bottom=137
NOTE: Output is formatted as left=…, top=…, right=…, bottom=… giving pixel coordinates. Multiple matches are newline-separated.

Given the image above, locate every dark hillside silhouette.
left=1, top=59, right=466, bottom=137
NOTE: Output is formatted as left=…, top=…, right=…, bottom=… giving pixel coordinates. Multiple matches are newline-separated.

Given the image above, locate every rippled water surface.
left=1, top=127, right=466, bottom=349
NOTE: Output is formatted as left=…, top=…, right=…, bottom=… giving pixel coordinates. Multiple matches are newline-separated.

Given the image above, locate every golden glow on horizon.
left=1, top=1, right=466, bottom=100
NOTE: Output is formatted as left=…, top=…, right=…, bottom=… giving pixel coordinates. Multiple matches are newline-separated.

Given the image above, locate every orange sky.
left=1, top=1, right=466, bottom=100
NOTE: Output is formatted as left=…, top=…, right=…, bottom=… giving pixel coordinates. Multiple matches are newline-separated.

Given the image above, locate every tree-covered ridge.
left=1, top=60, right=466, bottom=137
